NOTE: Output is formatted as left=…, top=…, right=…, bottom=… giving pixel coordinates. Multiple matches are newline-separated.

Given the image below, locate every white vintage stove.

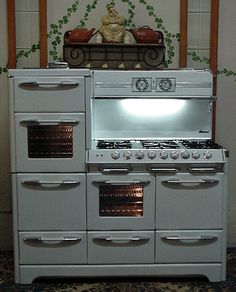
left=9, top=68, right=228, bottom=284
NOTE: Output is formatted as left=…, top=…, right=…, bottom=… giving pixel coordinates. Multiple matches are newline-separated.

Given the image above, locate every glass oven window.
left=28, top=125, right=73, bottom=158
left=99, top=184, right=144, bottom=217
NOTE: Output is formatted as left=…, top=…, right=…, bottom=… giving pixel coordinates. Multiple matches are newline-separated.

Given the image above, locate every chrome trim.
left=162, top=178, right=219, bottom=184
left=93, top=235, right=150, bottom=242
left=188, top=167, right=220, bottom=173
left=95, top=81, right=131, bottom=88
left=23, top=237, right=81, bottom=244
left=176, top=81, right=212, bottom=88
left=92, top=180, right=150, bottom=185
left=19, top=81, right=79, bottom=87
left=99, top=168, right=131, bottom=173
left=20, top=119, right=80, bottom=125
left=148, top=168, right=178, bottom=173
left=21, top=179, right=80, bottom=185
left=161, top=236, right=217, bottom=241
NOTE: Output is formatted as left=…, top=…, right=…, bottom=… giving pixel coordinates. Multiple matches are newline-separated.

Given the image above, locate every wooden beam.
left=7, top=0, right=16, bottom=69
left=179, top=0, right=188, bottom=67
left=210, top=0, right=219, bottom=139
left=39, top=0, right=48, bottom=67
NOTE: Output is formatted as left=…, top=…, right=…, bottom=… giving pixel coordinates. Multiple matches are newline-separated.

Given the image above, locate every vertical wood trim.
left=7, top=0, right=16, bottom=69
left=179, top=0, right=188, bottom=67
left=39, top=0, right=48, bottom=67
left=210, top=0, right=219, bottom=139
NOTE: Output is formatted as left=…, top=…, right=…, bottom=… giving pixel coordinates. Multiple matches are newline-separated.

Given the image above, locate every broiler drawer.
left=156, top=230, right=222, bottom=263
left=16, top=173, right=86, bottom=231
left=88, top=231, right=154, bottom=264
left=19, top=231, right=87, bottom=264
left=14, top=77, right=85, bottom=112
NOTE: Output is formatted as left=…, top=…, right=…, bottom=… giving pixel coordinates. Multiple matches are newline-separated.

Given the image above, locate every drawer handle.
left=92, top=180, right=150, bottom=185
left=188, top=167, right=220, bottom=173
left=99, top=168, right=131, bottom=173
left=19, top=81, right=80, bottom=87
left=162, top=178, right=219, bottom=184
left=161, top=236, right=218, bottom=241
left=20, top=119, right=80, bottom=125
left=93, top=235, right=150, bottom=242
left=21, top=179, right=80, bottom=186
left=23, top=237, right=81, bottom=244
left=148, top=168, right=178, bottom=173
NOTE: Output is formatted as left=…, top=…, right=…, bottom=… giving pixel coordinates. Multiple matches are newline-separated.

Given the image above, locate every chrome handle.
left=161, top=236, right=217, bottom=241
left=19, top=81, right=79, bottom=87
left=148, top=168, right=178, bottom=173
left=93, top=235, right=150, bottom=242
left=162, top=178, right=219, bottom=184
left=20, top=119, right=80, bottom=125
left=99, top=168, right=130, bottom=173
left=188, top=167, right=219, bottom=173
left=93, top=180, right=150, bottom=185
left=21, top=179, right=80, bottom=186
left=23, top=237, right=81, bottom=244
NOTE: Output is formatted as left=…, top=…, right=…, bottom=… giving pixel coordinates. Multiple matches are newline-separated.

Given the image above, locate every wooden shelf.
left=63, top=43, right=165, bottom=69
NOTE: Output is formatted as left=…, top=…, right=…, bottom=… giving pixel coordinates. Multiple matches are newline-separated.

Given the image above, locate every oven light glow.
left=121, top=99, right=186, bottom=117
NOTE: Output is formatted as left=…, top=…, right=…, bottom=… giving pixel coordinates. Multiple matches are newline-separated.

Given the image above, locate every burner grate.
left=181, top=140, right=222, bottom=149
left=97, top=140, right=132, bottom=149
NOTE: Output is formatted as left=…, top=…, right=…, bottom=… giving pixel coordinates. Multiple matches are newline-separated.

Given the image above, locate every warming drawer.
left=156, top=230, right=223, bottom=263
left=13, top=77, right=85, bottom=112
left=88, top=231, right=154, bottom=264
left=19, top=231, right=87, bottom=264
left=16, top=174, right=86, bottom=231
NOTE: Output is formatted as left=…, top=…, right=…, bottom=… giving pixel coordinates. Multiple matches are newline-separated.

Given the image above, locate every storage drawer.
left=156, top=173, right=224, bottom=229
left=16, top=174, right=86, bottom=231
left=88, top=231, right=154, bottom=264
left=19, top=231, right=87, bottom=264
left=14, top=77, right=85, bottom=112
left=156, top=230, right=222, bottom=263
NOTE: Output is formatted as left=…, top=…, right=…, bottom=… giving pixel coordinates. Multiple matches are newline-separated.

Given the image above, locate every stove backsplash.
left=91, top=98, right=213, bottom=141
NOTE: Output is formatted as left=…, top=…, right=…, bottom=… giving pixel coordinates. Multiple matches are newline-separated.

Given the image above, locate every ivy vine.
left=0, top=0, right=235, bottom=80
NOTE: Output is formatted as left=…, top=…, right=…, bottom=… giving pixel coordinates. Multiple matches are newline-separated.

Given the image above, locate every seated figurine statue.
left=97, top=4, right=129, bottom=43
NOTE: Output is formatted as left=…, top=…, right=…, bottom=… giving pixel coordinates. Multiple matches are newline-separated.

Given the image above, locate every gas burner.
left=97, top=140, right=132, bottom=149
left=181, top=140, right=223, bottom=149
left=141, top=140, right=179, bottom=149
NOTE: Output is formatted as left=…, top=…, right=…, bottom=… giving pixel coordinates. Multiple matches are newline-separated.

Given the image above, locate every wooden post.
left=39, top=0, right=48, bottom=67
left=210, top=0, right=219, bottom=139
left=179, top=0, right=188, bottom=68
left=7, top=0, right=16, bottom=69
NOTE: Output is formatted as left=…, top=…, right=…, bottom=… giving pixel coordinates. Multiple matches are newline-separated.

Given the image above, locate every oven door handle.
left=162, top=178, right=219, bottom=184
left=23, top=236, right=81, bottom=245
left=148, top=168, right=179, bottom=173
left=21, top=179, right=80, bottom=186
left=161, top=235, right=218, bottom=242
left=93, top=235, right=150, bottom=243
left=92, top=180, right=150, bottom=185
left=188, top=167, right=220, bottom=173
left=99, top=168, right=131, bottom=174
left=19, top=81, right=80, bottom=88
left=20, top=119, right=80, bottom=125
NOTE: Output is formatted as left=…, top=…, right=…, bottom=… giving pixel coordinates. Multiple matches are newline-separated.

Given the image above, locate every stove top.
left=96, top=139, right=222, bottom=150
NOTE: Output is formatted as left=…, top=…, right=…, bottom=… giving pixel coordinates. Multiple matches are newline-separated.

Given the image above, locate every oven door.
left=87, top=173, right=155, bottom=230
left=14, top=113, right=85, bottom=172
left=156, top=173, right=224, bottom=229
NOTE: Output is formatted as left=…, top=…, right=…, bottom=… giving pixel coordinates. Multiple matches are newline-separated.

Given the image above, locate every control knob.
left=135, top=78, right=149, bottom=91
left=148, top=151, right=156, bottom=160
left=170, top=151, right=179, bottom=160
left=180, top=150, right=190, bottom=159
left=159, top=78, right=173, bottom=91
left=203, top=151, right=212, bottom=159
left=111, top=151, right=120, bottom=160
left=135, top=150, right=145, bottom=160
left=192, top=151, right=201, bottom=160
left=160, top=151, right=168, bottom=160
left=123, top=150, right=132, bottom=160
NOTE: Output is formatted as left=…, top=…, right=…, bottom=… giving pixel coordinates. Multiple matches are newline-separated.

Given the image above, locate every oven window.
left=28, top=125, right=73, bottom=158
left=99, top=184, right=144, bottom=217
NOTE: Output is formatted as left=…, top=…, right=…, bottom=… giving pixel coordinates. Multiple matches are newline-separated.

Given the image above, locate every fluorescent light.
left=121, top=99, right=186, bottom=117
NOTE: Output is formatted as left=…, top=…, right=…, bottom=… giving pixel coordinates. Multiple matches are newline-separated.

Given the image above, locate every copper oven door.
left=14, top=113, right=85, bottom=172
left=87, top=173, right=155, bottom=230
